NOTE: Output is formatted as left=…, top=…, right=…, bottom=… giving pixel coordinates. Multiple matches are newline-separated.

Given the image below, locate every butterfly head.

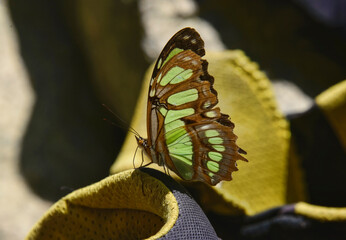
left=135, top=135, right=148, bottom=150
left=135, top=135, right=154, bottom=163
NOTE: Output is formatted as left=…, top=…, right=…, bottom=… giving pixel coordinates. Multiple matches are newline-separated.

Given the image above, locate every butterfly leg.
left=140, top=162, right=153, bottom=168
left=141, top=149, right=145, bottom=166
left=132, top=145, right=139, bottom=168
left=139, top=150, right=154, bottom=168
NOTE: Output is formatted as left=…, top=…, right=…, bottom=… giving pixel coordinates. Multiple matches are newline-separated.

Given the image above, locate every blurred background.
left=1, top=0, right=345, bottom=239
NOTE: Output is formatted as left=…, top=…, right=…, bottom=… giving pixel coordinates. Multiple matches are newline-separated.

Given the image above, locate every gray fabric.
left=140, top=168, right=219, bottom=240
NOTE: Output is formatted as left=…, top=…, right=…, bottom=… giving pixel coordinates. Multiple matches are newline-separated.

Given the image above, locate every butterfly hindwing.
left=143, top=28, right=247, bottom=185
left=186, top=117, right=246, bottom=185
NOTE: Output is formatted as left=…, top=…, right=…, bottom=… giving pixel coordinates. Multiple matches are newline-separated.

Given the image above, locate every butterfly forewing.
left=144, top=28, right=247, bottom=185
left=150, top=28, right=205, bottom=81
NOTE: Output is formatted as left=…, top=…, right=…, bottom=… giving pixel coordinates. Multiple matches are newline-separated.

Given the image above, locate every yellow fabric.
left=315, top=80, right=346, bottom=151
left=295, top=202, right=346, bottom=222
left=111, top=50, right=291, bottom=215
left=26, top=169, right=179, bottom=240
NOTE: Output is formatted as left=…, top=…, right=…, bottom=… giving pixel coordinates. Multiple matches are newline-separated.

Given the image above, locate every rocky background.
left=1, top=0, right=345, bottom=239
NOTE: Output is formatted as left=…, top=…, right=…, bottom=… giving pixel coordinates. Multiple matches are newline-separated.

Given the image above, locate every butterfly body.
left=137, top=28, right=247, bottom=185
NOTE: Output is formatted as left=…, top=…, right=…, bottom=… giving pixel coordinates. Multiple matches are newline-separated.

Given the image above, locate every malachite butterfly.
left=136, top=27, right=247, bottom=185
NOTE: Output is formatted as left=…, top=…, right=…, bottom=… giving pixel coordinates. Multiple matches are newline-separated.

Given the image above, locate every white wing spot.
left=203, top=100, right=211, bottom=109
left=191, top=39, right=197, bottom=44
left=200, top=125, right=209, bottom=131
left=183, top=35, right=190, bottom=40
left=183, top=56, right=192, bottom=61
left=206, top=110, right=217, bottom=118
left=149, top=88, right=156, bottom=97
left=191, top=60, right=198, bottom=66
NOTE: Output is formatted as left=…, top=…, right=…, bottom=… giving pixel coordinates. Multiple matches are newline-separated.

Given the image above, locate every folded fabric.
left=27, top=168, right=220, bottom=239
left=238, top=202, right=346, bottom=239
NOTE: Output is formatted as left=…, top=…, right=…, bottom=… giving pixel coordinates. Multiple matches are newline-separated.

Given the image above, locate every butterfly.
left=136, top=28, right=247, bottom=185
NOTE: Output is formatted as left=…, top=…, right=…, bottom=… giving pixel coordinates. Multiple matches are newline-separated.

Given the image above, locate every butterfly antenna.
left=102, top=103, right=140, bottom=137
left=102, top=117, right=138, bottom=136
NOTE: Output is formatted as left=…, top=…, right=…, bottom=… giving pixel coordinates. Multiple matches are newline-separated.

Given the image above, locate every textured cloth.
left=295, top=202, right=346, bottom=222
left=27, top=169, right=177, bottom=239
left=140, top=168, right=219, bottom=239
left=26, top=168, right=220, bottom=239
left=238, top=203, right=346, bottom=240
